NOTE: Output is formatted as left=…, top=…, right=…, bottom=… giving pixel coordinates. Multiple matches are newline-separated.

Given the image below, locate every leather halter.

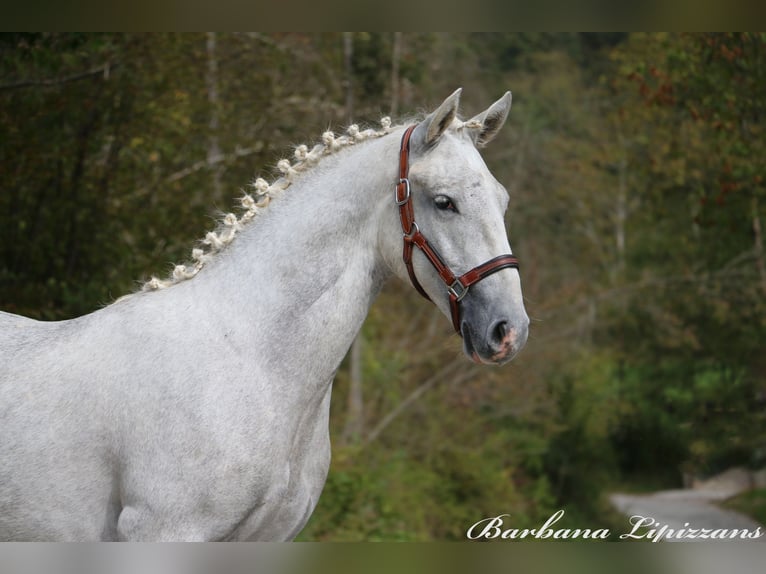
left=396, top=124, right=520, bottom=335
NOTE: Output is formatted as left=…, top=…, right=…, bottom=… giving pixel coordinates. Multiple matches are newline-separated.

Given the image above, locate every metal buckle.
left=395, top=178, right=411, bottom=205
left=447, top=280, right=469, bottom=302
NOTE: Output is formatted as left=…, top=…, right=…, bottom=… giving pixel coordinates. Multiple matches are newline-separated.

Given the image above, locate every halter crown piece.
left=396, top=125, right=520, bottom=335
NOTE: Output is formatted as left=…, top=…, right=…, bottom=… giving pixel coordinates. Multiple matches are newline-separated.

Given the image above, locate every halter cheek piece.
left=396, top=124, right=520, bottom=335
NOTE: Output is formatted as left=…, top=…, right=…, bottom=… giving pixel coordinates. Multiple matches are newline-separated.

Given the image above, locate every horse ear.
left=413, top=88, right=462, bottom=148
left=468, top=91, right=512, bottom=148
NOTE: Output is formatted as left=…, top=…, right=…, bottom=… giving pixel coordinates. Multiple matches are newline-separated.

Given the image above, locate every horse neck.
left=189, top=132, right=401, bottom=380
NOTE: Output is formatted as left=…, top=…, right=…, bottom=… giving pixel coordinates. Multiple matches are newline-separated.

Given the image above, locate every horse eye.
left=434, top=195, right=457, bottom=213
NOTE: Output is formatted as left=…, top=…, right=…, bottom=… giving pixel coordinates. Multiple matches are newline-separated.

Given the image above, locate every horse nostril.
left=492, top=320, right=509, bottom=346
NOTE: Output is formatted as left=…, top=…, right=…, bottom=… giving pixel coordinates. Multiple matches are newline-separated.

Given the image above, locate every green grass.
left=606, top=473, right=683, bottom=495
left=720, top=488, right=766, bottom=526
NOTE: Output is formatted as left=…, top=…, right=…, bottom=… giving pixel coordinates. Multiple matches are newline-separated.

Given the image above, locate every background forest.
left=1, top=33, right=765, bottom=540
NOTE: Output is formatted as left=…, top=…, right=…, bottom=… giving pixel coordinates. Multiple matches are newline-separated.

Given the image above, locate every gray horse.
left=0, top=89, right=528, bottom=540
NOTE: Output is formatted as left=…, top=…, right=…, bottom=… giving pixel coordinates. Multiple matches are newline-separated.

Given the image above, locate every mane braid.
left=139, top=116, right=395, bottom=293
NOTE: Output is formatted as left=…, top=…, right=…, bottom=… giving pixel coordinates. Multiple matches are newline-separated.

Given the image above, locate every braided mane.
left=140, top=117, right=395, bottom=292
left=136, top=113, right=484, bottom=294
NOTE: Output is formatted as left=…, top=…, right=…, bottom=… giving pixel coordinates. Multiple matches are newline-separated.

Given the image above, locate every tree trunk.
left=615, top=156, right=627, bottom=276
left=753, top=196, right=766, bottom=294
left=341, top=32, right=364, bottom=445
left=390, top=32, right=402, bottom=117
left=342, top=330, right=365, bottom=444
left=342, top=32, right=353, bottom=123
left=206, top=32, right=223, bottom=200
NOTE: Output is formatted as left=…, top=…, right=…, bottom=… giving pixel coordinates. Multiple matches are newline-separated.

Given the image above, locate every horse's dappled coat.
left=0, top=89, right=528, bottom=541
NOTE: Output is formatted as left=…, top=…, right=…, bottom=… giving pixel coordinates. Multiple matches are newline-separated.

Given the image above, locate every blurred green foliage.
left=722, top=488, right=766, bottom=526
left=1, top=33, right=764, bottom=539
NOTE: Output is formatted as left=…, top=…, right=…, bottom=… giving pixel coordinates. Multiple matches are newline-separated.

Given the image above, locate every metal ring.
left=447, top=280, right=469, bottom=302
left=395, top=178, right=411, bottom=206
left=402, top=221, right=420, bottom=239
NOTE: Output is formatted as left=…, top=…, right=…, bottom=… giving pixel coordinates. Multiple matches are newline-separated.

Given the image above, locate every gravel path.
left=609, top=488, right=763, bottom=542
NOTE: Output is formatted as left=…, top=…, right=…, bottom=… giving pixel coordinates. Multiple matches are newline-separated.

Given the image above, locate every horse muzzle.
left=461, top=311, right=529, bottom=365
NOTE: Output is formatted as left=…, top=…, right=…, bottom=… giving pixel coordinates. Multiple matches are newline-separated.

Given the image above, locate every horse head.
left=382, top=88, right=529, bottom=365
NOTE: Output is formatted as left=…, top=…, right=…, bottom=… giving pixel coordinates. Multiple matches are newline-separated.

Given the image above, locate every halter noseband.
left=396, top=124, right=520, bottom=335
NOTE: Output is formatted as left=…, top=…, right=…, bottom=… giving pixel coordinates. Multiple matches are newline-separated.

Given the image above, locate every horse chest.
left=217, top=425, right=331, bottom=540
left=214, top=379, right=334, bottom=541
left=232, top=453, right=328, bottom=541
